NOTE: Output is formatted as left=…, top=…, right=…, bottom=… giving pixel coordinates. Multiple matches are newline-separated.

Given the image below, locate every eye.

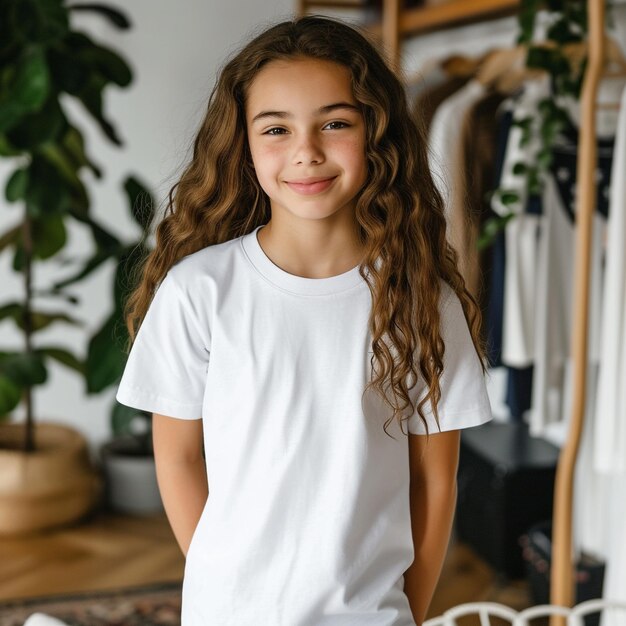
left=263, top=127, right=288, bottom=136
left=324, top=121, right=349, bottom=130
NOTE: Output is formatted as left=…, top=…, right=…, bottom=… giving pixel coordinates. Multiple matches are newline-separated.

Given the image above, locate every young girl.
left=116, top=15, right=492, bottom=626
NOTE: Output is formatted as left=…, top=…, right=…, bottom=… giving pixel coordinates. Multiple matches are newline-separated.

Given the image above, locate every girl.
left=116, top=15, right=492, bottom=626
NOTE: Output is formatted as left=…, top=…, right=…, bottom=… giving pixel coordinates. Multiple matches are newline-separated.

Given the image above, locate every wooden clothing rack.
left=298, top=0, right=520, bottom=66
left=550, top=0, right=606, bottom=616
left=299, top=0, right=610, bottom=614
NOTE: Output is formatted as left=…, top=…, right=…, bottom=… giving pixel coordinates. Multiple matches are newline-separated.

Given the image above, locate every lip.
left=285, top=176, right=337, bottom=195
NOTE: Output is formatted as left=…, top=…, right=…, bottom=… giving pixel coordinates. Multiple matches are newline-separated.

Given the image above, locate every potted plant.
left=0, top=0, right=136, bottom=534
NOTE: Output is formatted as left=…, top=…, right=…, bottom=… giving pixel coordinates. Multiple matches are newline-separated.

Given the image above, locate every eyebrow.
left=251, top=102, right=360, bottom=124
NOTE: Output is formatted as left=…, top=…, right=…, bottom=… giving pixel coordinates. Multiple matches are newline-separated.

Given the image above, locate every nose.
left=292, top=132, right=325, bottom=165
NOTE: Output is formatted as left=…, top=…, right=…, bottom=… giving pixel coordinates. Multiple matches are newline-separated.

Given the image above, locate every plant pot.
left=0, top=421, right=103, bottom=536
left=100, top=435, right=163, bottom=515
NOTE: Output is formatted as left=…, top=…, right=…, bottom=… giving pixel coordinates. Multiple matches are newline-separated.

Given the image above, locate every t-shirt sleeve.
left=115, top=269, right=209, bottom=420
left=407, top=286, right=493, bottom=435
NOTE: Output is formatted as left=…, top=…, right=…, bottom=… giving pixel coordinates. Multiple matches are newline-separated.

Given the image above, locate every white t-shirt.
left=116, top=224, right=493, bottom=626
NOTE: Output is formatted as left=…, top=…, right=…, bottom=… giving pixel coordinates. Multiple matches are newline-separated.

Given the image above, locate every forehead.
left=245, top=58, right=355, bottom=114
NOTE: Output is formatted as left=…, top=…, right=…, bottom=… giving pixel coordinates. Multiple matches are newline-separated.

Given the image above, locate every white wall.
left=1, top=2, right=624, bottom=461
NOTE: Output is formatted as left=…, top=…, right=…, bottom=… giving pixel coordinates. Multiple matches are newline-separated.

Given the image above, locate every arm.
left=153, top=413, right=208, bottom=558
left=403, top=429, right=460, bottom=625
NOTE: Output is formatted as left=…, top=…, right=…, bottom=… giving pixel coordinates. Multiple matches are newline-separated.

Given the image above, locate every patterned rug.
left=0, top=581, right=182, bottom=626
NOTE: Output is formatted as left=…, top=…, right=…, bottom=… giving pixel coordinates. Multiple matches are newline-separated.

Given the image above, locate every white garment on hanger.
left=564, top=81, right=626, bottom=618
left=428, top=79, right=486, bottom=283
left=528, top=175, right=605, bottom=436
left=593, top=84, right=626, bottom=474
left=591, top=84, right=626, bottom=625
left=428, top=79, right=485, bottom=211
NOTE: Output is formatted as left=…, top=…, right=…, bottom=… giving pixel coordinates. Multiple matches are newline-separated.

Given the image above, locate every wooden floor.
left=0, top=505, right=532, bottom=619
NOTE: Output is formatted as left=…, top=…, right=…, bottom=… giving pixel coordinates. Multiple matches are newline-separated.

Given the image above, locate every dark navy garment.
left=484, top=105, right=534, bottom=422
left=550, top=123, right=614, bottom=223
left=486, top=108, right=513, bottom=367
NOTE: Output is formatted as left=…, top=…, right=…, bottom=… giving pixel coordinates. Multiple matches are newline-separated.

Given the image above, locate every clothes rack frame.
left=298, top=0, right=520, bottom=67
left=550, top=0, right=607, bottom=618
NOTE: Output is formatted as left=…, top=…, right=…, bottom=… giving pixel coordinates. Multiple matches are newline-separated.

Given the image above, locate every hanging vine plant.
left=479, top=0, right=589, bottom=249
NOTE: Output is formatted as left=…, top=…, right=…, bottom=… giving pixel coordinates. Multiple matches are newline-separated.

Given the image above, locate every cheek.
left=338, top=138, right=367, bottom=179
left=250, top=142, right=284, bottom=173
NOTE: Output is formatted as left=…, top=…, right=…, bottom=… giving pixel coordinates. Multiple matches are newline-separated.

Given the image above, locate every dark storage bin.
left=455, top=421, right=560, bottom=579
left=521, top=521, right=605, bottom=626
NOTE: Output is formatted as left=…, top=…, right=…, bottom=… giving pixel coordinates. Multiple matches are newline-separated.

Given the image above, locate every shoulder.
left=165, top=234, right=244, bottom=292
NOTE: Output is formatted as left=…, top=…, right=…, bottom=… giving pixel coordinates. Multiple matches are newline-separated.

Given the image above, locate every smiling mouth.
left=285, top=177, right=337, bottom=195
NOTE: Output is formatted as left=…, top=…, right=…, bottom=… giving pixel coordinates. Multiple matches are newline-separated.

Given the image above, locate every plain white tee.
left=116, top=224, right=493, bottom=625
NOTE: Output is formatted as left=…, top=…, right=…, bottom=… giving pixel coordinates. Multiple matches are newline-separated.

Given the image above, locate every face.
left=245, top=57, right=367, bottom=225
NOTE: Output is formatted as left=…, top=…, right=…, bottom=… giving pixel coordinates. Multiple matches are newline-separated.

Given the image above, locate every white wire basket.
left=423, top=599, right=626, bottom=626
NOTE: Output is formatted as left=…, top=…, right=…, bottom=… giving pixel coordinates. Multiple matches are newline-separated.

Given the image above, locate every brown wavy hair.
left=123, top=15, right=488, bottom=437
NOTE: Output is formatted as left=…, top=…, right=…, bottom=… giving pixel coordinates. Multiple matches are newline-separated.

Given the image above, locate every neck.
left=256, top=217, right=363, bottom=279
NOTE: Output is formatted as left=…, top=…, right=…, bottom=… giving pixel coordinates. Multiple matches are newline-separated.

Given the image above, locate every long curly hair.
left=123, top=15, right=488, bottom=437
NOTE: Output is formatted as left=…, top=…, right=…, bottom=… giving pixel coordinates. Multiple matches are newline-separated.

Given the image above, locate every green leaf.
left=80, top=43, right=133, bottom=87
left=68, top=4, right=132, bottom=29
left=124, top=176, right=155, bottom=231
left=32, top=214, right=67, bottom=259
left=0, top=303, right=21, bottom=325
left=0, top=304, right=83, bottom=331
left=32, top=287, right=80, bottom=305
left=538, top=98, right=556, bottom=115
left=0, top=134, right=21, bottom=156
left=0, top=375, right=22, bottom=415
left=77, top=76, right=123, bottom=145
left=512, top=116, right=533, bottom=130
left=68, top=212, right=121, bottom=253
left=517, top=0, right=540, bottom=44
left=6, top=96, right=67, bottom=150
left=512, top=162, right=527, bottom=176
left=57, top=32, right=125, bottom=145
left=0, top=352, right=47, bottom=386
left=5, top=168, right=29, bottom=202
left=51, top=249, right=112, bottom=290
left=39, top=142, right=84, bottom=191
left=499, top=190, right=520, bottom=207
left=24, top=156, right=71, bottom=217
left=0, top=48, right=50, bottom=132
left=519, top=127, right=532, bottom=148
left=47, top=42, right=91, bottom=96
left=62, top=126, right=102, bottom=178
left=477, top=212, right=516, bottom=250
left=86, top=314, right=128, bottom=393
left=36, top=346, right=85, bottom=374
left=13, top=0, right=69, bottom=45
left=528, top=171, right=543, bottom=196
left=547, top=18, right=582, bottom=44
left=537, top=148, right=553, bottom=170
left=526, top=46, right=553, bottom=71
left=31, top=310, right=83, bottom=331
left=8, top=215, right=68, bottom=269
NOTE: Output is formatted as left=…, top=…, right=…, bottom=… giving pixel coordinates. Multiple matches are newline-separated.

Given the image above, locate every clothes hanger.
left=403, top=52, right=483, bottom=87
left=474, top=46, right=527, bottom=89
left=474, top=38, right=626, bottom=100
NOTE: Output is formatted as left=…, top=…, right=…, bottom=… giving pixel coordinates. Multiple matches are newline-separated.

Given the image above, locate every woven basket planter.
left=0, top=422, right=103, bottom=536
